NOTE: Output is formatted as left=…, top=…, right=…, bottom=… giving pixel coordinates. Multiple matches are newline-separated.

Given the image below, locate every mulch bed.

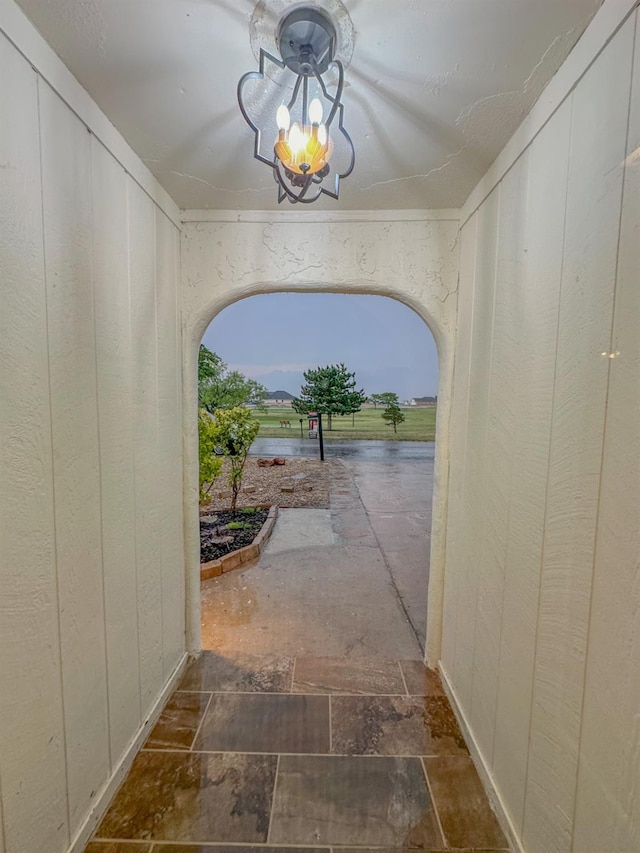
left=200, top=508, right=269, bottom=563
left=201, top=457, right=330, bottom=511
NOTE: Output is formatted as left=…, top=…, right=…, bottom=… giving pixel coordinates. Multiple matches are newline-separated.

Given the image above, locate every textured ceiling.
left=16, top=0, right=602, bottom=210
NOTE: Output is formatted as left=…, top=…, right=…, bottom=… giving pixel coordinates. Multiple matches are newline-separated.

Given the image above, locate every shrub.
left=210, top=407, right=260, bottom=511
left=198, top=408, right=223, bottom=502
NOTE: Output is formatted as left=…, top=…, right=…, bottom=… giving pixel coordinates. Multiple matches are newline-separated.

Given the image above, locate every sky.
left=202, top=293, right=439, bottom=401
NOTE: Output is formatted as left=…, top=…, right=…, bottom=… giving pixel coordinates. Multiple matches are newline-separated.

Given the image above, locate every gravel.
left=200, top=457, right=331, bottom=513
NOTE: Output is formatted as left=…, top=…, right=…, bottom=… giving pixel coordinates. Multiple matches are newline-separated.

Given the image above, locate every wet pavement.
left=348, top=459, right=432, bottom=645
left=201, top=449, right=433, bottom=659
left=250, top=436, right=435, bottom=461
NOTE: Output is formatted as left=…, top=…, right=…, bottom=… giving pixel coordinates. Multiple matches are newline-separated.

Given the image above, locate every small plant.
left=198, top=408, right=223, bottom=502
left=225, top=521, right=252, bottom=530
left=241, top=507, right=257, bottom=514
left=210, top=406, right=260, bottom=511
left=382, top=402, right=406, bottom=434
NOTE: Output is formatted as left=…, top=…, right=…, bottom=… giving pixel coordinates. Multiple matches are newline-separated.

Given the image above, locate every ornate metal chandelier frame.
left=237, top=6, right=355, bottom=204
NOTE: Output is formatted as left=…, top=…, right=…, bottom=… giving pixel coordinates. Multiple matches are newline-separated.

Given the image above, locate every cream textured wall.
left=442, top=5, right=640, bottom=852
left=180, top=211, right=460, bottom=663
left=0, top=11, right=185, bottom=853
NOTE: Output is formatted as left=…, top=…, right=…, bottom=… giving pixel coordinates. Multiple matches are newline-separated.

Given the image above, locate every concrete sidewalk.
left=201, top=456, right=432, bottom=660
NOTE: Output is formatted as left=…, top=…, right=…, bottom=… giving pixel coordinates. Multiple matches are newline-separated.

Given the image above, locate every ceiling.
left=16, top=0, right=603, bottom=210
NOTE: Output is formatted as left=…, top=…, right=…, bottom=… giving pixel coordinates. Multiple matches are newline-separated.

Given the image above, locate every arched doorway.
left=179, top=212, right=460, bottom=665
left=198, top=292, right=439, bottom=656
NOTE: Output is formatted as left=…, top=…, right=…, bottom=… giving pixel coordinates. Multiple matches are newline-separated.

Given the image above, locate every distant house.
left=265, top=390, right=295, bottom=407
left=410, top=396, right=437, bottom=406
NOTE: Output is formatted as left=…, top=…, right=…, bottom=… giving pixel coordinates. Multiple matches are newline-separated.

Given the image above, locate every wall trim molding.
left=460, top=0, right=640, bottom=228
left=0, top=0, right=181, bottom=228
left=66, top=652, right=189, bottom=853
left=439, top=663, right=526, bottom=853
left=180, top=209, right=461, bottom=224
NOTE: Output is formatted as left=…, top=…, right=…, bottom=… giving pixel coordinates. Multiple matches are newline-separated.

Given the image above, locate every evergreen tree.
left=370, top=392, right=399, bottom=409
left=292, top=363, right=366, bottom=430
left=381, top=401, right=406, bottom=434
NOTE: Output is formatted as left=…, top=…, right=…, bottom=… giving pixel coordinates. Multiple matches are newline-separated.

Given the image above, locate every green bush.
left=209, top=407, right=260, bottom=511
left=198, top=408, right=223, bottom=503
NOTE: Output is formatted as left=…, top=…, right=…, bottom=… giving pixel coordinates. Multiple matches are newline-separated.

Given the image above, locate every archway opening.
left=195, top=292, right=440, bottom=660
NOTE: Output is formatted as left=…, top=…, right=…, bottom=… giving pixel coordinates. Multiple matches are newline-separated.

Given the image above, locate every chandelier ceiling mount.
left=276, top=7, right=337, bottom=76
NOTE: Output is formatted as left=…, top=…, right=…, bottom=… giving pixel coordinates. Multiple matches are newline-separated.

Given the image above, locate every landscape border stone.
left=200, top=505, right=279, bottom=581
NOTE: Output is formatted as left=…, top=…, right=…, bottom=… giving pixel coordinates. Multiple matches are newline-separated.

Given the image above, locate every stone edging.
left=200, top=506, right=279, bottom=581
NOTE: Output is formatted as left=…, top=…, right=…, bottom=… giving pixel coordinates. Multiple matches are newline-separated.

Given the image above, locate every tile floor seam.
left=176, top=690, right=424, bottom=698
left=266, top=753, right=281, bottom=844
left=138, top=747, right=454, bottom=758
left=177, top=689, right=310, bottom=696
left=179, top=689, right=420, bottom=698
left=328, top=694, right=333, bottom=753
left=290, top=690, right=416, bottom=699
left=397, top=659, right=410, bottom=696
left=188, top=691, right=214, bottom=750
left=98, top=840, right=338, bottom=848
left=421, top=755, right=449, bottom=850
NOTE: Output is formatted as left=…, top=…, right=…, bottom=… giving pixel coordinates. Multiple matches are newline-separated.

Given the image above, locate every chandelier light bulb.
left=276, top=104, right=291, bottom=131
left=308, top=97, right=323, bottom=124
left=317, top=123, right=328, bottom=146
left=289, top=123, right=305, bottom=153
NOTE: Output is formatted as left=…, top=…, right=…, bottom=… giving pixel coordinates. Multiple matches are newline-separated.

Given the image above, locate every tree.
left=198, top=344, right=225, bottom=385
left=208, top=369, right=268, bottom=411
left=198, top=344, right=267, bottom=412
left=370, top=392, right=399, bottom=409
left=198, top=409, right=223, bottom=503
left=292, top=363, right=366, bottom=430
left=382, top=401, right=406, bottom=434
left=209, top=407, right=260, bottom=511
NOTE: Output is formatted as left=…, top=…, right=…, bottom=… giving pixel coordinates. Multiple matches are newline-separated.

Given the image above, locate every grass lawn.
left=254, top=406, right=436, bottom=441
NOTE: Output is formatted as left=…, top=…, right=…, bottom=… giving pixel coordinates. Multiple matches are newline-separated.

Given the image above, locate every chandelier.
left=237, top=6, right=355, bottom=204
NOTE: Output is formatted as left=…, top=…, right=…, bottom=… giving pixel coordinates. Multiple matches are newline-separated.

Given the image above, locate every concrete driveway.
left=201, top=453, right=433, bottom=660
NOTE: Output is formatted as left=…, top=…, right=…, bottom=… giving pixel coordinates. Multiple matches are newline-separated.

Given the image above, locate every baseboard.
left=66, top=651, right=189, bottom=853
left=438, top=662, right=526, bottom=853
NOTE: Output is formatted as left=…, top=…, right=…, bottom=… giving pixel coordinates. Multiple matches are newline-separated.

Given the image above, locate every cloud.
left=229, top=363, right=310, bottom=378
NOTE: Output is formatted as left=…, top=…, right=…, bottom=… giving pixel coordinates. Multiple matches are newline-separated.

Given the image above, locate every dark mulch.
left=200, top=508, right=269, bottom=563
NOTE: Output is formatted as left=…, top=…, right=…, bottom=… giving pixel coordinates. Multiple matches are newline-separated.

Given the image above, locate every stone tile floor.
left=86, top=652, right=509, bottom=852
